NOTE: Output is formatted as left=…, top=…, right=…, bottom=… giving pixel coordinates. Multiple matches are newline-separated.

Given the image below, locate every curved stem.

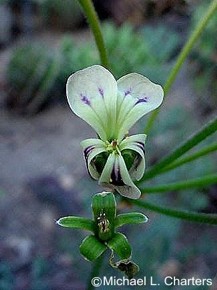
left=132, top=199, right=217, bottom=225
left=160, top=142, right=217, bottom=174
left=140, top=173, right=217, bottom=194
left=78, top=0, right=110, bottom=69
left=140, top=116, right=217, bottom=182
left=144, top=0, right=217, bottom=134
left=87, top=254, right=105, bottom=290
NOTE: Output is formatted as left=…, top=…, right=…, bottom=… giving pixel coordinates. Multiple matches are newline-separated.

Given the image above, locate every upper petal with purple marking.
left=66, top=65, right=117, bottom=141
left=116, top=73, right=164, bottom=141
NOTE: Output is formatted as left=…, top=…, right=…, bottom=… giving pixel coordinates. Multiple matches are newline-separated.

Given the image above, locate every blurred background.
left=0, top=0, right=217, bottom=289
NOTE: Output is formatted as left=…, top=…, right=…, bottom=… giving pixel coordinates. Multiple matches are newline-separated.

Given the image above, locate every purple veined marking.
left=136, top=141, right=145, bottom=152
left=84, top=145, right=95, bottom=160
left=98, top=87, right=104, bottom=98
left=111, top=163, right=125, bottom=186
left=124, top=88, right=132, bottom=97
left=135, top=96, right=148, bottom=105
left=80, top=94, right=91, bottom=106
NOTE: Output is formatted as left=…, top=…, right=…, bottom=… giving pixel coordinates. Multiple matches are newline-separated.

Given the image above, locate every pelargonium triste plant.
left=57, top=191, right=148, bottom=278
left=66, top=65, right=164, bottom=199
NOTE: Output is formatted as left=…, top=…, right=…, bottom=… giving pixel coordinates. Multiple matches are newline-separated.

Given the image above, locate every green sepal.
left=92, top=192, right=116, bottom=241
left=107, top=232, right=131, bottom=260
left=56, top=216, right=94, bottom=232
left=79, top=235, right=107, bottom=262
left=115, top=212, right=148, bottom=228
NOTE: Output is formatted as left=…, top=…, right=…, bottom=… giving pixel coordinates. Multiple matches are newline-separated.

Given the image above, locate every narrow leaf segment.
left=140, top=116, right=217, bottom=181
left=141, top=173, right=217, bottom=194
left=160, top=142, right=217, bottom=174
left=144, top=0, right=217, bottom=134
left=132, top=199, right=217, bottom=225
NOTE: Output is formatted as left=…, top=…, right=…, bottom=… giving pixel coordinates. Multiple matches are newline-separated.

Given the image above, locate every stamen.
left=97, top=212, right=110, bottom=233
left=112, top=140, right=118, bottom=148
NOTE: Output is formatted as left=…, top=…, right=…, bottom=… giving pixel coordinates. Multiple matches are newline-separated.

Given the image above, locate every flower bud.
left=92, top=192, right=116, bottom=241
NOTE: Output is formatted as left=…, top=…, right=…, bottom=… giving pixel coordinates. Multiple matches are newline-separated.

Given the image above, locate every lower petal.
left=99, top=153, right=141, bottom=199
left=119, top=134, right=146, bottom=180
left=81, top=138, right=107, bottom=180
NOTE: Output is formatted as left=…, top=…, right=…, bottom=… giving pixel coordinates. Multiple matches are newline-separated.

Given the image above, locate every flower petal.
left=66, top=65, right=117, bottom=141
left=120, top=134, right=146, bottom=180
left=81, top=138, right=107, bottom=180
left=116, top=73, right=164, bottom=140
left=99, top=152, right=141, bottom=199
left=98, top=152, right=115, bottom=188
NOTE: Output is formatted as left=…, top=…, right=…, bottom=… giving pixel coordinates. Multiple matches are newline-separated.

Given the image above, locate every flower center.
left=106, top=139, right=120, bottom=154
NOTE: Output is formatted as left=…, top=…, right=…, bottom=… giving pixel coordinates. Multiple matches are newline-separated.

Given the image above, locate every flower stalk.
left=77, top=0, right=110, bottom=69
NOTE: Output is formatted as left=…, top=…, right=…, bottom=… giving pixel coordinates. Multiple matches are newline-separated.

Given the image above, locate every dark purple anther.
left=81, top=94, right=91, bottom=106
left=135, top=96, right=148, bottom=105
left=98, top=87, right=104, bottom=98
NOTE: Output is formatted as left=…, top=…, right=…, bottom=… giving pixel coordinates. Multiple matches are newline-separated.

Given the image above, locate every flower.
left=66, top=65, right=164, bottom=198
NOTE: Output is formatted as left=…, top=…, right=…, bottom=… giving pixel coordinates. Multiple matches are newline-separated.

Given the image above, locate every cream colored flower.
left=66, top=65, right=164, bottom=199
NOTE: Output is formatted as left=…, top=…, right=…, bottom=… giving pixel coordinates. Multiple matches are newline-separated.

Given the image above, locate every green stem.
left=78, top=0, right=110, bottom=68
left=144, top=0, right=217, bottom=134
left=132, top=199, right=217, bottom=225
left=140, top=116, right=217, bottom=182
left=87, top=254, right=105, bottom=290
left=140, top=173, right=217, bottom=194
left=160, top=142, right=217, bottom=174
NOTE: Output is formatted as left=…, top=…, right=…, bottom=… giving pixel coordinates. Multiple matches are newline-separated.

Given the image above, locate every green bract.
left=66, top=65, right=164, bottom=198
left=57, top=192, right=148, bottom=277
